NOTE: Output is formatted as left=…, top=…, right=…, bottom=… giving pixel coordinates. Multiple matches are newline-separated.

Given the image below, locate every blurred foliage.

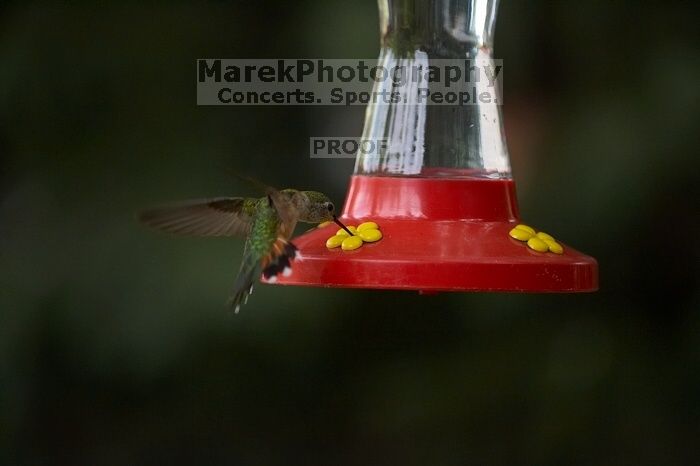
left=1, top=0, right=699, bottom=465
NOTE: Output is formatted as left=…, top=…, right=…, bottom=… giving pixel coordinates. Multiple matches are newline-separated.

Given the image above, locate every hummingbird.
left=138, top=187, right=351, bottom=312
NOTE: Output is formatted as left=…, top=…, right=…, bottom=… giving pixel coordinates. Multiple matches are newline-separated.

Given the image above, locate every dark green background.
left=1, top=1, right=698, bottom=465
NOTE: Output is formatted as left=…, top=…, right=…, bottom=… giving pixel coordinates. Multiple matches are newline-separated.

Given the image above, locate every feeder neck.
left=355, top=0, right=510, bottom=179
left=379, top=0, right=498, bottom=58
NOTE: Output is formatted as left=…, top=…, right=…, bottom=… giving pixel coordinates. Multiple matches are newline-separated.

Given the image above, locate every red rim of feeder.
left=266, top=173, right=598, bottom=293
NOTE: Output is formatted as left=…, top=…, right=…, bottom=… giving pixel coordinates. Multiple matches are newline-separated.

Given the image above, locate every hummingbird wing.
left=228, top=238, right=299, bottom=313
left=265, top=189, right=299, bottom=239
left=228, top=237, right=261, bottom=313
left=137, top=197, right=257, bottom=237
left=218, top=170, right=300, bottom=237
left=227, top=193, right=300, bottom=313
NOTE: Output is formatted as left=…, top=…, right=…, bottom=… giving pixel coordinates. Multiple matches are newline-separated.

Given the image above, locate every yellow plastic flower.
left=508, top=224, right=563, bottom=254
left=326, top=220, right=383, bottom=251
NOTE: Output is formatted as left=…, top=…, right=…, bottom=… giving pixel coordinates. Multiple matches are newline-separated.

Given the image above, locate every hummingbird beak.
left=333, top=215, right=354, bottom=236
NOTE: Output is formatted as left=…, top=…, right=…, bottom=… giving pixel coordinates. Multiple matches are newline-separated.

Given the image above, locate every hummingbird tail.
left=262, top=241, right=298, bottom=281
left=227, top=240, right=298, bottom=313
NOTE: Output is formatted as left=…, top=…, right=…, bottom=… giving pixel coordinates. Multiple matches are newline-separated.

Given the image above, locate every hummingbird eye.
left=326, top=202, right=334, bottom=212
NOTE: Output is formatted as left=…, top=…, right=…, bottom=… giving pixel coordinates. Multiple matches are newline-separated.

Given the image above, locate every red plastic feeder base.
left=266, top=175, right=598, bottom=292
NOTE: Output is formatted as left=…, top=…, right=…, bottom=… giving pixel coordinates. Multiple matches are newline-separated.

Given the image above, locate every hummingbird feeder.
left=268, top=0, right=598, bottom=293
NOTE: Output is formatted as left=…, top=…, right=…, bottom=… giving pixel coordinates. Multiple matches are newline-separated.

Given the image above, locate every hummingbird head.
left=296, top=190, right=336, bottom=223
